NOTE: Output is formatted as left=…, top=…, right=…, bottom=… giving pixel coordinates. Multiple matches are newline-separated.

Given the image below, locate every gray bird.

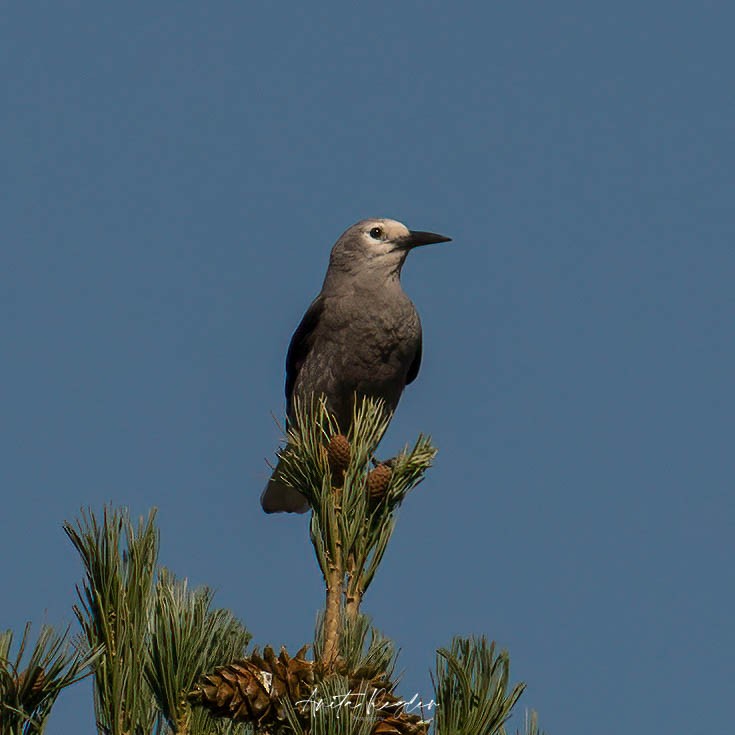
left=261, top=218, right=451, bottom=513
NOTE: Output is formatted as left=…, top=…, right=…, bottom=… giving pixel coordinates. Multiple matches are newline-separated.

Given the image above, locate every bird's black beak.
left=404, top=230, right=452, bottom=248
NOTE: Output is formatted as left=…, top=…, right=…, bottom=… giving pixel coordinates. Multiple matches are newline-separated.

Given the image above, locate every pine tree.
left=190, top=397, right=538, bottom=735
left=63, top=506, right=252, bottom=735
left=2, top=396, right=546, bottom=735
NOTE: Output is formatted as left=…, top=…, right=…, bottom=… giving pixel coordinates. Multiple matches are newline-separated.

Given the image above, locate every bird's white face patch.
left=360, top=219, right=410, bottom=255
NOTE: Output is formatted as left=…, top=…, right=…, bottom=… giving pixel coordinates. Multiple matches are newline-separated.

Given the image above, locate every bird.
left=261, top=218, right=451, bottom=513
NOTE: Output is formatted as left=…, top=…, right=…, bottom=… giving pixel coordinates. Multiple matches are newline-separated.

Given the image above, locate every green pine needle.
left=145, top=569, right=251, bottom=735
left=282, top=675, right=378, bottom=735
left=275, top=395, right=438, bottom=602
left=312, top=610, right=397, bottom=683
left=64, top=506, right=252, bottom=735
left=64, top=506, right=161, bottom=735
left=0, top=623, right=101, bottom=735
left=431, top=636, right=525, bottom=735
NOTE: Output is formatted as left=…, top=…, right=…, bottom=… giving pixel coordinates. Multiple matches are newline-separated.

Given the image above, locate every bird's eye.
left=369, top=227, right=383, bottom=239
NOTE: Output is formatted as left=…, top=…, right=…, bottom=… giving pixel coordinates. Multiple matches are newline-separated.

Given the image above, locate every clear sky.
left=2, top=3, right=733, bottom=734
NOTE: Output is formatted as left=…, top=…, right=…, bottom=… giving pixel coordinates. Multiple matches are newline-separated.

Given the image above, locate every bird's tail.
left=260, top=458, right=310, bottom=514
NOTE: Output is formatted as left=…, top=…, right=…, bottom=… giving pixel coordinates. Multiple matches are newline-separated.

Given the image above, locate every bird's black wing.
left=405, top=331, right=422, bottom=385
left=285, top=295, right=325, bottom=416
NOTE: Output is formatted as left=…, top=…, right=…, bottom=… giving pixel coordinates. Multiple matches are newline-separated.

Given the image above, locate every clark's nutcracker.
left=261, top=218, right=451, bottom=513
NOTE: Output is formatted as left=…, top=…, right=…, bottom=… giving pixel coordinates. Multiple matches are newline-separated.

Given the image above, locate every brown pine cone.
left=367, top=464, right=393, bottom=502
left=327, top=434, right=351, bottom=479
left=193, top=660, right=272, bottom=721
left=373, top=713, right=431, bottom=735
left=192, top=645, right=314, bottom=725
left=17, top=666, right=46, bottom=710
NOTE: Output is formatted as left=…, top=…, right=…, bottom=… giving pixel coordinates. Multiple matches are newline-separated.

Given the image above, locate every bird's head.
left=326, top=218, right=451, bottom=282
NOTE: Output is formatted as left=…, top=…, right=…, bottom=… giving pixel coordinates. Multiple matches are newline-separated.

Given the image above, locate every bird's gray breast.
left=294, top=287, right=420, bottom=427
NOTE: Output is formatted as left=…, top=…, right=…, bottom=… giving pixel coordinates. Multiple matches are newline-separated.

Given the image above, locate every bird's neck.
left=322, top=263, right=404, bottom=294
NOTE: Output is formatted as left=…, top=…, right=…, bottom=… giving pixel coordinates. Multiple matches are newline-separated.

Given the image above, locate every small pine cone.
left=327, top=434, right=351, bottom=478
left=17, top=666, right=46, bottom=709
left=366, top=464, right=393, bottom=502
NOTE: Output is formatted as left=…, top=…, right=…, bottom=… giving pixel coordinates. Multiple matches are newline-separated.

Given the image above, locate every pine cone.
left=15, top=666, right=46, bottom=710
left=358, top=683, right=430, bottom=735
left=192, top=645, right=314, bottom=725
left=373, top=713, right=431, bottom=735
left=193, top=660, right=271, bottom=721
left=253, top=645, right=315, bottom=717
left=194, top=647, right=429, bottom=734
left=367, top=464, right=393, bottom=501
left=327, top=434, right=351, bottom=479
left=332, top=663, right=429, bottom=735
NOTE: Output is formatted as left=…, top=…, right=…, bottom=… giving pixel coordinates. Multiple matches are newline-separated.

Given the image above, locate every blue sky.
left=2, top=3, right=733, bottom=733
